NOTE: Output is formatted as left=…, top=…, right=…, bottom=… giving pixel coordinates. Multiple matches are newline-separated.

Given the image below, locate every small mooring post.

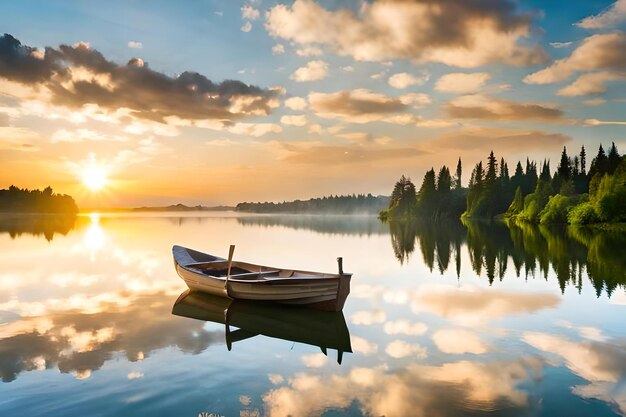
left=337, top=257, right=343, bottom=275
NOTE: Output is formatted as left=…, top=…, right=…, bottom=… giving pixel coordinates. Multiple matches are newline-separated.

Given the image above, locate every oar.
left=225, top=244, right=235, bottom=296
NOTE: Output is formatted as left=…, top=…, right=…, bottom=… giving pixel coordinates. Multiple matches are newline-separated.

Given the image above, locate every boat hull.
left=173, top=245, right=352, bottom=312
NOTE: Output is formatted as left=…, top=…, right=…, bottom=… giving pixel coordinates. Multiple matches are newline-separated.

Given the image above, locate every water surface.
left=0, top=212, right=625, bottom=417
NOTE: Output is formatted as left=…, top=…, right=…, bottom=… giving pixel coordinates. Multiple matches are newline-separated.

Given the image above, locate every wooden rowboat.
left=172, top=290, right=352, bottom=363
left=172, top=245, right=352, bottom=312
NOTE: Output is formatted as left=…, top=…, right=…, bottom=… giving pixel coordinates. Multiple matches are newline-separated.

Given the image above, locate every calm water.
left=1, top=212, right=625, bottom=417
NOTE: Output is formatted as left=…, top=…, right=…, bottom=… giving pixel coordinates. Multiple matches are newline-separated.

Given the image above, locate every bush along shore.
left=381, top=143, right=625, bottom=225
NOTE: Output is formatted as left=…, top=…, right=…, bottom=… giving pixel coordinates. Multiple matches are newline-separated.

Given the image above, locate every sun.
left=82, top=163, right=108, bottom=192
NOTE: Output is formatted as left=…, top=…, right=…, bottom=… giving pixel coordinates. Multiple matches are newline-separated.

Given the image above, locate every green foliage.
left=568, top=201, right=599, bottom=225
left=539, top=194, right=577, bottom=224
left=506, top=186, right=524, bottom=217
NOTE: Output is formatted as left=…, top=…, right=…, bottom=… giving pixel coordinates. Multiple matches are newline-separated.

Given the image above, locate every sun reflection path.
left=83, top=213, right=106, bottom=260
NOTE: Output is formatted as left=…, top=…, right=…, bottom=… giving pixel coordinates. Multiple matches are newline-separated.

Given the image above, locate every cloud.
left=272, top=43, right=285, bottom=54
left=432, top=329, right=489, bottom=354
left=280, top=114, right=308, bottom=126
left=444, top=94, right=564, bottom=121
left=0, top=34, right=278, bottom=126
left=265, top=0, right=547, bottom=67
left=524, top=32, right=626, bottom=85
left=0, top=126, right=40, bottom=151
left=50, top=128, right=129, bottom=143
left=290, top=60, right=328, bottom=82
left=268, top=374, right=284, bottom=385
left=295, top=46, right=323, bottom=57
left=241, top=21, right=253, bottom=32
left=576, top=0, right=626, bottom=29
left=308, top=89, right=419, bottom=124
left=350, top=335, right=378, bottom=355
left=429, top=127, right=571, bottom=154
left=282, top=142, right=424, bottom=165
left=227, top=122, right=282, bottom=137
left=284, top=96, right=307, bottom=110
left=127, top=41, right=142, bottom=49
left=583, top=98, right=607, bottom=106
left=241, top=5, right=260, bottom=20
left=340, top=66, right=354, bottom=72
left=557, top=71, right=626, bottom=96
left=388, top=72, right=428, bottom=89
left=435, top=72, right=491, bottom=94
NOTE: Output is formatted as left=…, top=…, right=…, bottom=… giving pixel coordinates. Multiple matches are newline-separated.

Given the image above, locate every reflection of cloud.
left=523, top=332, right=626, bottom=414
left=411, top=284, right=560, bottom=327
left=268, top=374, right=284, bottom=385
left=350, top=309, right=386, bottom=325
left=383, top=320, right=427, bottom=336
left=555, top=320, right=607, bottom=342
left=385, top=340, right=427, bottom=359
left=433, top=329, right=489, bottom=354
left=350, top=335, right=378, bottom=356
left=0, top=293, right=223, bottom=382
left=263, top=357, right=543, bottom=417
left=301, top=353, right=327, bottom=368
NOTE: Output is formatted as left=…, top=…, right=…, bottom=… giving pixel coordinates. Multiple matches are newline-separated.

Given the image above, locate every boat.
left=172, top=245, right=352, bottom=312
left=172, top=290, right=352, bottom=363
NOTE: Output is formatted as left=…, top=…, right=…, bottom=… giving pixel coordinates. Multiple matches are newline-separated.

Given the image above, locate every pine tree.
left=590, top=144, right=608, bottom=177
left=485, top=151, right=498, bottom=185
left=557, top=146, right=572, bottom=180
left=455, top=158, right=462, bottom=189
left=607, top=142, right=620, bottom=174
left=437, top=166, right=452, bottom=194
left=580, top=145, right=586, bottom=175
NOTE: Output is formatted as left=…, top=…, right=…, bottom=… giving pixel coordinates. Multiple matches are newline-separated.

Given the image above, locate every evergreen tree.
left=485, top=151, right=498, bottom=185
left=417, top=169, right=437, bottom=209
left=540, top=159, right=551, bottom=182
left=437, top=166, right=452, bottom=194
left=608, top=142, right=620, bottom=174
left=580, top=145, right=586, bottom=175
left=455, top=158, right=462, bottom=189
left=557, top=147, right=572, bottom=180
left=507, top=186, right=524, bottom=216
left=589, top=144, right=608, bottom=177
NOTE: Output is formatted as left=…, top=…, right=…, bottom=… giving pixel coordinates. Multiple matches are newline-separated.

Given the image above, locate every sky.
left=0, top=0, right=625, bottom=207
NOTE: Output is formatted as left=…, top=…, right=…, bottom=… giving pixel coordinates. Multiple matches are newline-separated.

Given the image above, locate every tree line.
left=236, top=194, right=390, bottom=214
left=0, top=185, right=78, bottom=214
left=381, top=143, right=625, bottom=225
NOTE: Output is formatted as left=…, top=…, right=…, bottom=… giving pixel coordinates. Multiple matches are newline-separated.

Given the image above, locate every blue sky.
left=0, top=0, right=625, bottom=206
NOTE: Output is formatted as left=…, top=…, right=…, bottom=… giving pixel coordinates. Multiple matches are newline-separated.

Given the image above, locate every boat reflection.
left=172, top=290, right=352, bottom=363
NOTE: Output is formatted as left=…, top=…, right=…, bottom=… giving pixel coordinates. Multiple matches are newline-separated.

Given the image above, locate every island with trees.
left=0, top=185, right=78, bottom=214
left=236, top=194, right=389, bottom=214
left=381, top=143, right=625, bottom=225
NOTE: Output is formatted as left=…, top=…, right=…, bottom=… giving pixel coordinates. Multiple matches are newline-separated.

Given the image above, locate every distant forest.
left=0, top=185, right=78, bottom=214
left=236, top=194, right=390, bottom=214
left=381, top=142, right=625, bottom=225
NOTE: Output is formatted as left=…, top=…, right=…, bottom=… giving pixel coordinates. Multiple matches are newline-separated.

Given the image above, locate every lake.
left=0, top=212, right=625, bottom=417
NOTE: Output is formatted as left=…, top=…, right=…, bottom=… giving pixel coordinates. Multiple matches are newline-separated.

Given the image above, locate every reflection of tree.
left=387, top=219, right=466, bottom=271
left=386, top=218, right=626, bottom=296
left=0, top=293, right=223, bottom=383
left=0, top=214, right=77, bottom=241
left=464, top=220, right=626, bottom=297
